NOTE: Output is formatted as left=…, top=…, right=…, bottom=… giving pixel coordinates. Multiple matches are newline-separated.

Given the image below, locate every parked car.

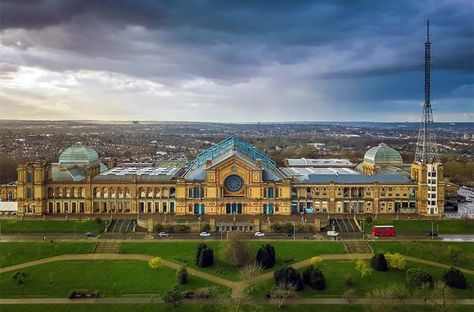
left=426, top=231, right=438, bottom=237
left=254, top=231, right=265, bottom=237
left=158, top=232, right=170, bottom=238
left=84, top=232, right=97, bottom=237
left=199, top=232, right=211, bottom=237
left=284, top=232, right=294, bottom=238
left=326, top=230, right=339, bottom=237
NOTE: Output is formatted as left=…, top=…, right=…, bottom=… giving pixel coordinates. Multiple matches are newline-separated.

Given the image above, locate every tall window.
left=26, top=188, right=33, bottom=199
left=26, top=172, right=33, bottom=183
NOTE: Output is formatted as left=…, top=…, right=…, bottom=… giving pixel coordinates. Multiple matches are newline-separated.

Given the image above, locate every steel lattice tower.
left=415, top=20, right=439, bottom=165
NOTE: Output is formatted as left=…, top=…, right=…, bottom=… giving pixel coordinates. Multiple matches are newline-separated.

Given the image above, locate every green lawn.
left=0, top=260, right=227, bottom=298
left=0, top=220, right=104, bottom=233
left=0, top=242, right=96, bottom=268
left=4, top=304, right=473, bottom=312
left=120, top=241, right=346, bottom=281
left=367, top=219, right=474, bottom=234
left=370, top=241, right=474, bottom=270
left=253, top=260, right=474, bottom=299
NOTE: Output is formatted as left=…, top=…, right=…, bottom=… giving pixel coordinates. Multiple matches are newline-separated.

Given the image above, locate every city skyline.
left=0, top=0, right=473, bottom=122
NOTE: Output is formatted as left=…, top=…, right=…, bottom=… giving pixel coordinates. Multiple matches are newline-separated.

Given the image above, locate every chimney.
left=256, top=159, right=263, bottom=168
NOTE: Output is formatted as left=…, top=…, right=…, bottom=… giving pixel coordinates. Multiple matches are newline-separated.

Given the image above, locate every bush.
left=176, top=224, right=190, bottom=233
left=164, top=225, right=175, bottom=233
left=154, top=224, right=164, bottom=233
left=148, top=257, right=161, bottom=270
left=94, top=217, right=102, bottom=224
left=271, top=223, right=283, bottom=233
left=371, top=253, right=388, bottom=272
left=345, top=274, right=354, bottom=286
left=163, top=286, right=183, bottom=307
left=200, top=223, right=211, bottom=233
left=256, top=244, right=276, bottom=269
left=302, top=265, right=325, bottom=290
left=309, top=256, right=322, bottom=267
left=386, top=253, right=407, bottom=270
left=176, top=266, right=188, bottom=285
left=273, top=265, right=304, bottom=291
left=197, top=246, right=214, bottom=268
left=406, top=268, right=433, bottom=288
left=443, top=267, right=467, bottom=289
left=365, top=215, right=372, bottom=224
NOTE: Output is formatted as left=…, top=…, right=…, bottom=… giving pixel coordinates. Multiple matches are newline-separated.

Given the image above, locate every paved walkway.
left=0, top=252, right=472, bottom=297
left=0, top=297, right=473, bottom=305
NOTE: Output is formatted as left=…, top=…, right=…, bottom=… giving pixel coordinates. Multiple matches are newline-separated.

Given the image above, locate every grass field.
left=367, top=219, right=474, bottom=234
left=0, top=242, right=96, bottom=268
left=0, top=220, right=104, bottom=233
left=120, top=241, right=346, bottom=281
left=0, top=260, right=227, bottom=298
left=370, top=241, right=474, bottom=270
left=253, top=260, right=474, bottom=299
left=1, top=304, right=472, bottom=312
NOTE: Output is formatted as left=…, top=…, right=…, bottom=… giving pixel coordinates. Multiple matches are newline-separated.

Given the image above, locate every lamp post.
left=431, top=221, right=434, bottom=240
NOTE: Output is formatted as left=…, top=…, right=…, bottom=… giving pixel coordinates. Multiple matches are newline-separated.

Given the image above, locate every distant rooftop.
left=285, top=158, right=355, bottom=167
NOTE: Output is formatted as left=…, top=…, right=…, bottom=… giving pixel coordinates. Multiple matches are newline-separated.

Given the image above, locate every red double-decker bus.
left=372, top=225, right=396, bottom=237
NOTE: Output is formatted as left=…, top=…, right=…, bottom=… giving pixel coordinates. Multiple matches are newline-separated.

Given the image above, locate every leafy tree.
left=226, top=232, right=252, bottom=267
left=273, top=265, right=304, bottom=291
left=162, top=285, right=183, bottom=307
left=176, top=265, right=188, bottom=285
left=256, top=244, right=276, bottom=269
left=302, top=265, right=325, bottom=290
left=148, top=257, right=161, bottom=270
left=197, top=247, right=214, bottom=268
left=154, top=223, right=164, bottom=233
left=365, top=215, right=373, bottom=224
left=443, top=267, right=467, bottom=289
left=370, top=253, right=388, bottom=272
left=270, top=223, right=283, bottom=233
left=385, top=253, right=407, bottom=270
left=11, top=271, right=29, bottom=297
left=195, top=243, right=208, bottom=265
left=200, top=223, right=211, bottom=233
left=406, top=268, right=433, bottom=288
left=355, top=259, right=373, bottom=279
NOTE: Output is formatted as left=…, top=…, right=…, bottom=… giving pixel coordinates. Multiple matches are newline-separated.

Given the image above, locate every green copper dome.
left=364, top=143, right=402, bottom=165
left=59, top=142, right=99, bottom=164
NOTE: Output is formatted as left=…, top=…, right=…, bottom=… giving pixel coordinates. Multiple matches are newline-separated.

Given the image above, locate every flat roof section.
left=285, top=158, right=355, bottom=167
left=100, top=166, right=181, bottom=177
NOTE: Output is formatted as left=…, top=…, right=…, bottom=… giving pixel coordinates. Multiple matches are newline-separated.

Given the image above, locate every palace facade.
left=1, top=136, right=444, bottom=217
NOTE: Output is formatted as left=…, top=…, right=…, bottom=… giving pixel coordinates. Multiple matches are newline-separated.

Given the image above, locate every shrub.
left=345, top=274, right=354, bottom=286
left=406, top=268, right=433, bottom=288
left=273, top=265, right=304, bottom=291
left=163, top=286, right=183, bottom=307
left=256, top=244, right=276, bottom=269
left=355, top=259, right=373, bottom=279
left=154, top=224, right=164, bottom=233
left=271, top=223, right=283, bottom=233
left=371, top=253, right=388, bottom=272
left=164, top=225, right=175, bottom=233
left=443, top=267, right=467, bottom=289
left=176, top=224, right=190, bottom=233
left=197, top=247, right=214, bottom=268
left=176, top=266, right=188, bottom=285
left=309, top=256, right=322, bottom=267
left=94, top=217, right=102, bottom=224
left=302, top=265, right=325, bottom=290
left=386, top=253, right=407, bottom=270
left=365, top=215, right=372, bottom=224
left=200, top=223, right=211, bottom=233
left=343, top=289, right=358, bottom=304
left=148, top=257, right=161, bottom=270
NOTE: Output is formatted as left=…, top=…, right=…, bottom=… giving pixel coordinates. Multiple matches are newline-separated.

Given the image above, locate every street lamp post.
left=431, top=221, right=434, bottom=240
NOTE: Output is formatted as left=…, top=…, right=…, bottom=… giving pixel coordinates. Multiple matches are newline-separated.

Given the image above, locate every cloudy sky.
left=0, top=0, right=473, bottom=122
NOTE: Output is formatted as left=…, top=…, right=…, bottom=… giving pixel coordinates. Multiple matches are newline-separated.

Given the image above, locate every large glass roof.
left=59, top=142, right=99, bottom=164
left=364, top=143, right=403, bottom=165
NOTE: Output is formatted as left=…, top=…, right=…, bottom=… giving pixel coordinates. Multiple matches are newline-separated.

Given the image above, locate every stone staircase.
left=94, top=241, right=121, bottom=253
left=343, top=240, right=373, bottom=254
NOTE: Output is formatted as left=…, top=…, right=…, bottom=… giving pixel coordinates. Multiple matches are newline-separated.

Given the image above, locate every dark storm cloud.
left=0, top=0, right=472, bottom=121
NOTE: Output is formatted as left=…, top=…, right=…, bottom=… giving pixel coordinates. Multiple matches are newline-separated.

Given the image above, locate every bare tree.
left=240, top=263, right=263, bottom=292
left=366, top=284, right=409, bottom=312
left=429, top=281, right=455, bottom=312
left=343, top=289, right=358, bottom=304
left=226, top=232, right=252, bottom=267
left=272, top=282, right=297, bottom=309
left=225, top=286, right=250, bottom=312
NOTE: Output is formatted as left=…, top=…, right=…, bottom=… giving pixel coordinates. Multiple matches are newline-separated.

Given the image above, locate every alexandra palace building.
left=1, top=136, right=444, bottom=218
